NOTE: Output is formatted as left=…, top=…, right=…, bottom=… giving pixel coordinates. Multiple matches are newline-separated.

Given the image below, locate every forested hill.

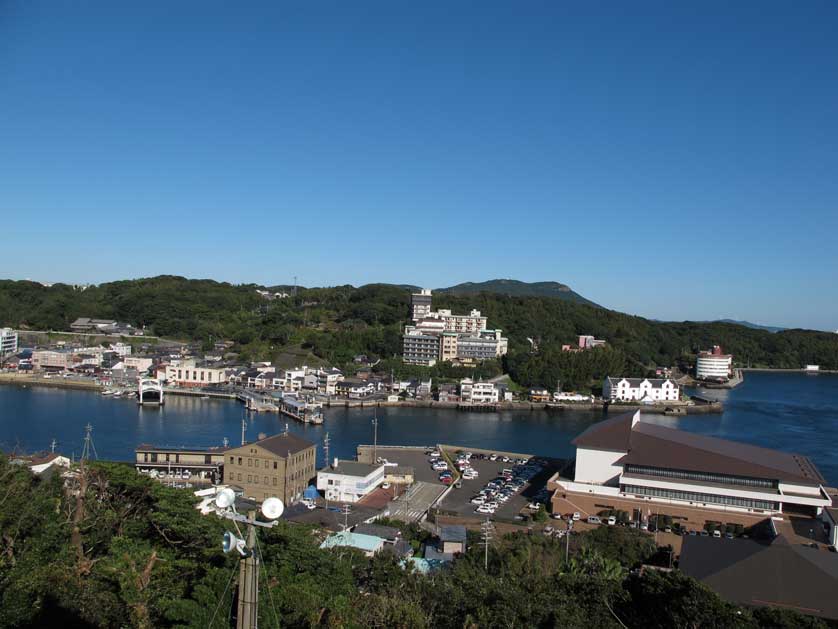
left=1, top=276, right=837, bottom=389
left=436, top=279, right=598, bottom=306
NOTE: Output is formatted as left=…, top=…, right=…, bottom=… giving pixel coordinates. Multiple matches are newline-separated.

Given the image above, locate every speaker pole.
left=236, top=511, right=259, bottom=629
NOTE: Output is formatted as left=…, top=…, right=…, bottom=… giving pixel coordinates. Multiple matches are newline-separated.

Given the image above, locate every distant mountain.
left=436, top=279, right=599, bottom=307
left=714, top=319, right=787, bottom=333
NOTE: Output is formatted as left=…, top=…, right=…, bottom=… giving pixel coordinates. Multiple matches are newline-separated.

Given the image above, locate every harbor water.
left=1, top=371, right=837, bottom=485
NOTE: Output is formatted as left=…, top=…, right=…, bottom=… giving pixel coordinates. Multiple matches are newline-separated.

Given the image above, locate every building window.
left=622, top=484, right=776, bottom=511
left=248, top=459, right=252, bottom=467
left=264, top=460, right=268, bottom=469
left=264, top=476, right=268, bottom=485
left=229, top=456, right=234, bottom=464
left=205, top=455, right=211, bottom=464
left=273, top=462, right=277, bottom=469
left=143, top=453, right=148, bottom=462
left=248, top=475, right=252, bottom=483
left=237, top=473, right=242, bottom=481
left=273, top=477, right=277, bottom=486
left=238, top=457, right=242, bottom=465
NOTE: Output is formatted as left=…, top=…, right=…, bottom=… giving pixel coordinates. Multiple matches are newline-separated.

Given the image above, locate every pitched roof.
left=680, top=536, right=838, bottom=620
left=573, top=411, right=824, bottom=486
left=605, top=377, right=677, bottom=388
left=439, top=525, right=467, bottom=543
left=353, top=523, right=401, bottom=540
left=234, top=431, right=315, bottom=457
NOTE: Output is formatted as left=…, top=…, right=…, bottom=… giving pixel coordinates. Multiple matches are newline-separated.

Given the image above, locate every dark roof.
left=136, top=444, right=230, bottom=454
left=439, top=525, right=467, bottom=543
left=572, top=411, right=636, bottom=451
left=238, top=431, right=316, bottom=457
left=573, top=412, right=824, bottom=486
left=680, top=536, right=838, bottom=620
left=353, top=523, right=401, bottom=541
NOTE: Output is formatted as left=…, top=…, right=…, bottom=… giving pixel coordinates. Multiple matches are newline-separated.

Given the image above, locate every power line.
left=480, top=517, right=494, bottom=572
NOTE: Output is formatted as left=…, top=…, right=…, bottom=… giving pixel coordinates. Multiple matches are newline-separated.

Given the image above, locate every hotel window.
left=264, top=460, right=268, bottom=469
left=248, top=459, right=252, bottom=467
left=238, top=457, right=242, bottom=465
left=273, top=462, right=277, bottom=469
left=264, top=476, right=268, bottom=485
left=200, top=371, right=204, bottom=381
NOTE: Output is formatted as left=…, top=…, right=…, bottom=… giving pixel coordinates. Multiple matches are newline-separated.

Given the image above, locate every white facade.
left=603, top=377, right=679, bottom=402
left=434, top=309, right=488, bottom=334
left=460, top=378, right=499, bottom=404
left=696, top=350, right=733, bottom=380
left=0, top=328, right=18, bottom=355
left=560, top=411, right=831, bottom=518
left=123, top=356, right=152, bottom=372
left=110, top=342, right=132, bottom=357
left=316, top=461, right=386, bottom=503
left=164, top=359, right=229, bottom=387
left=574, top=447, right=625, bottom=484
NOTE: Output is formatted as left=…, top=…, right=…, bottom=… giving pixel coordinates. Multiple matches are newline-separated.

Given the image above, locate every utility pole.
left=50, top=438, right=57, bottom=453
left=481, top=517, right=494, bottom=572
left=80, top=423, right=97, bottom=461
left=241, top=418, right=247, bottom=446
left=342, top=504, right=351, bottom=531
left=565, top=519, right=574, bottom=564
left=236, top=512, right=259, bottom=629
left=323, top=432, right=330, bottom=467
left=371, top=413, right=378, bottom=463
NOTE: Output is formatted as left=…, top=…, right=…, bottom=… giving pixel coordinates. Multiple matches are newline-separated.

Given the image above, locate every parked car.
left=572, top=512, right=581, bottom=521
left=607, top=515, right=616, bottom=526
left=587, top=516, right=602, bottom=525
left=712, top=530, right=721, bottom=538
left=381, top=482, right=391, bottom=489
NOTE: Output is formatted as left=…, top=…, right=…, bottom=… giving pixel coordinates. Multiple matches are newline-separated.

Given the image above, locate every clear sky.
left=1, top=2, right=836, bottom=330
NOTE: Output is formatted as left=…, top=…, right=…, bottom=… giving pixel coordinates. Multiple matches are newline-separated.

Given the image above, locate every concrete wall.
left=574, top=447, right=625, bottom=484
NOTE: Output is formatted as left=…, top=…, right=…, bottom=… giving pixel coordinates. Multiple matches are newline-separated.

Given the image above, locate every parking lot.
left=437, top=450, right=562, bottom=521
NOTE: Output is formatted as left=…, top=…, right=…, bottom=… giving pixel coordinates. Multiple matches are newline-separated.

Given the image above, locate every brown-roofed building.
left=224, top=431, right=317, bottom=505
left=549, top=411, right=830, bottom=526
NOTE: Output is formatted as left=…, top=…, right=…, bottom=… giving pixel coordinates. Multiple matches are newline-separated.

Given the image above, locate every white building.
left=603, top=377, right=680, bottom=403
left=164, top=359, right=230, bottom=387
left=110, top=342, right=132, bottom=358
left=32, top=349, right=73, bottom=370
left=557, top=411, right=831, bottom=518
left=460, top=378, right=499, bottom=404
left=123, top=356, right=153, bottom=373
left=696, top=346, right=733, bottom=381
left=0, top=328, right=18, bottom=355
left=410, top=289, right=434, bottom=322
left=434, top=309, right=487, bottom=334
left=317, top=459, right=386, bottom=503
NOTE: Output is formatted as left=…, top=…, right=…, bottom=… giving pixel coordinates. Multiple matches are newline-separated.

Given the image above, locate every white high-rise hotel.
left=1, top=328, right=19, bottom=355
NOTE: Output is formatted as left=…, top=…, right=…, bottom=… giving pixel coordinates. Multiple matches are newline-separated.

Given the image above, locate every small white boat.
left=102, top=390, right=113, bottom=396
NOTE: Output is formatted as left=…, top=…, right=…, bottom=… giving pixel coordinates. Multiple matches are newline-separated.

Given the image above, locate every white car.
left=527, top=502, right=541, bottom=510
left=471, top=496, right=485, bottom=505
left=572, top=512, right=581, bottom=521
left=607, top=515, right=616, bottom=526
left=381, top=482, right=391, bottom=489
left=476, top=505, right=495, bottom=514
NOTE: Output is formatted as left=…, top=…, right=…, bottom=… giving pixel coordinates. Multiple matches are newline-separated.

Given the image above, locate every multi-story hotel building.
left=549, top=411, right=830, bottom=527
left=402, top=329, right=440, bottom=366
left=435, top=309, right=488, bottom=334
left=696, top=345, right=733, bottom=381
left=603, top=377, right=680, bottom=402
left=410, top=289, right=433, bottom=321
left=32, top=349, right=73, bottom=371
left=224, top=431, right=317, bottom=505
left=0, top=328, right=19, bottom=355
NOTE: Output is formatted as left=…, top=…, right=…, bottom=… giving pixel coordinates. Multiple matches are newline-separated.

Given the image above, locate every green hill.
left=437, top=279, right=599, bottom=307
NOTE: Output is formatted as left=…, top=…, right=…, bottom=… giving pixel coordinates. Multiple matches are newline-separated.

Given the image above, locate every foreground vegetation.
left=0, top=458, right=824, bottom=628
left=2, top=276, right=837, bottom=391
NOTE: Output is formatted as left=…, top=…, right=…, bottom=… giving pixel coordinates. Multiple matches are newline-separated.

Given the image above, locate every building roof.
left=353, top=523, right=402, bottom=541
left=605, top=377, right=677, bottom=388
left=136, top=444, right=231, bottom=454
left=319, top=531, right=384, bottom=553
left=230, top=431, right=316, bottom=457
left=326, top=460, right=382, bottom=477
left=439, top=525, right=467, bottom=543
left=573, top=411, right=824, bottom=486
left=680, top=536, right=838, bottom=620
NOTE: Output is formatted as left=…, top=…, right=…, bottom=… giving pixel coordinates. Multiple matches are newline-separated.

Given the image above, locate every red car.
left=440, top=476, right=453, bottom=485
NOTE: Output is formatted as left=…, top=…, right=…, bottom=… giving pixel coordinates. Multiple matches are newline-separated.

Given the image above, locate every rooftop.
left=326, top=460, right=383, bottom=477
left=319, top=531, right=384, bottom=553
left=573, top=411, right=825, bottom=486
left=680, top=536, right=838, bottom=620
left=232, top=431, right=316, bottom=457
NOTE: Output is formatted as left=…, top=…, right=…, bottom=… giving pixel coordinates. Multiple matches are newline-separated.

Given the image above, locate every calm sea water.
left=1, top=372, right=836, bottom=484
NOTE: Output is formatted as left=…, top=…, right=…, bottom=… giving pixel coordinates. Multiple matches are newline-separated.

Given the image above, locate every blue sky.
left=1, top=1, right=836, bottom=330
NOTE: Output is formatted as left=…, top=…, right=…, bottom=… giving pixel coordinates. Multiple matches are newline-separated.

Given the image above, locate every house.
left=164, top=359, right=231, bottom=387
left=424, top=525, right=467, bottom=561
left=317, top=458, right=385, bottom=503
left=335, top=378, right=375, bottom=399
left=384, top=465, right=414, bottom=486
left=436, top=384, right=459, bottom=403
left=548, top=411, right=831, bottom=528
left=529, top=388, right=551, bottom=403
left=602, top=377, right=679, bottom=402
left=353, top=523, right=402, bottom=543
left=10, top=452, right=71, bottom=476
left=224, top=431, right=317, bottom=505
left=135, top=444, right=228, bottom=485
left=320, top=531, right=385, bottom=557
